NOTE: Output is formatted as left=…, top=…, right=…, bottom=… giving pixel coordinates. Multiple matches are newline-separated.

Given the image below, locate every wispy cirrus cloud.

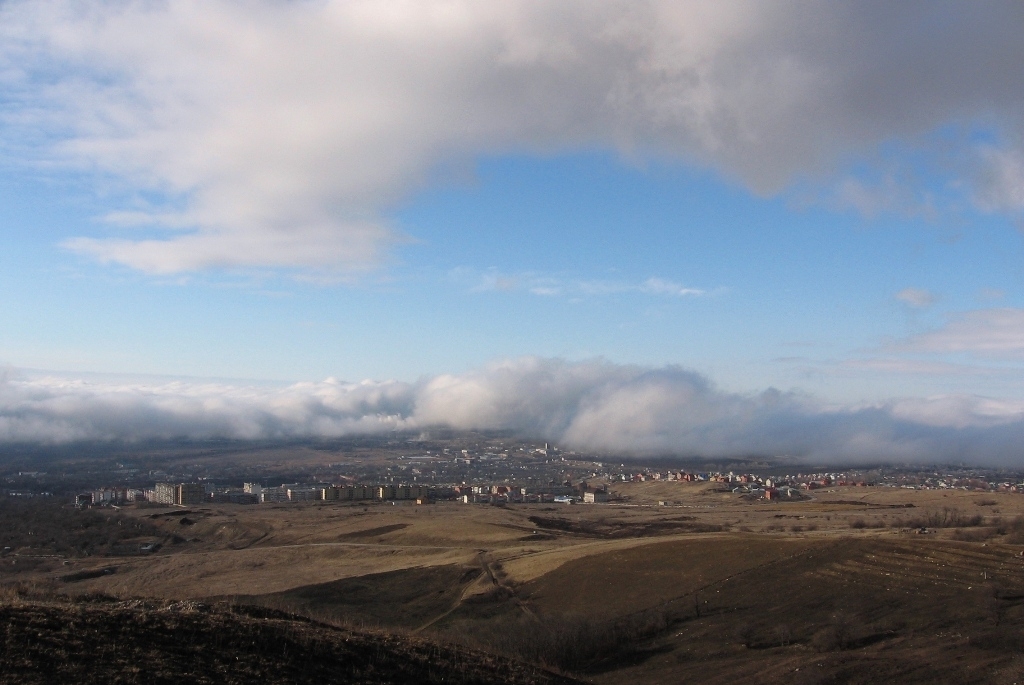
left=579, top=277, right=706, bottom=298
left=451, top=268, right=707, bottom=300
left=893, top=308, right=1024, bottom=358
left=895, top=287, right=936, bottom=308
left=638, top=278, right=706, bottom=297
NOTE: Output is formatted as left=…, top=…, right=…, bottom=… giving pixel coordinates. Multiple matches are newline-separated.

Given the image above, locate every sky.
left=2, top=1, right=1024, bottom=463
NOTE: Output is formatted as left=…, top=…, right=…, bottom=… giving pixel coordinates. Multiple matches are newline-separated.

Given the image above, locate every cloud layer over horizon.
left=2, top=1, right=1024, bottom=274
left=3, top=358, right=1024, bottom=466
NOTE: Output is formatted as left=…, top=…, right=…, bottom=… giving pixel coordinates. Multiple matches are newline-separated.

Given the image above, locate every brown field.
left=5, top=482, right=1024, bottom=683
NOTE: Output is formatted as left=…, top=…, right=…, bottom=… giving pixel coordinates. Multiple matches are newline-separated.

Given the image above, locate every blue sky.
left=2, top=1, right=1024, bottom=460
left=3, top=149, right=1022, bottom=401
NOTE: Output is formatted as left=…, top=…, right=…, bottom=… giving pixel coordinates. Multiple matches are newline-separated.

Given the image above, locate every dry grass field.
left=5, top=482, right=1024, bottom=683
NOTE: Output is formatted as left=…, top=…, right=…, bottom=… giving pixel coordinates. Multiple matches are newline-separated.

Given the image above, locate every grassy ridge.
left=0, top=596, right=579, bottom=685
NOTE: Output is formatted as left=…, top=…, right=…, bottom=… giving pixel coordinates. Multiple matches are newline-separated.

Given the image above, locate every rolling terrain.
left=5, top=482, right=1024, bottom=682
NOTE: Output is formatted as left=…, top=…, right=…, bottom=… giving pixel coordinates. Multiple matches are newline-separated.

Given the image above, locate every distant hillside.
left=0, top=598, right=579, bottom=685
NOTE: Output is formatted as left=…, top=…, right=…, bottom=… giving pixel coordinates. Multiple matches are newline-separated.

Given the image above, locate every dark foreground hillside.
left=0, top=598, right=579, bottom=685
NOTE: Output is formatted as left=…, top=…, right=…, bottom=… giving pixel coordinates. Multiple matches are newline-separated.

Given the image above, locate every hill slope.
left=0, top=598, right=579, bottom=685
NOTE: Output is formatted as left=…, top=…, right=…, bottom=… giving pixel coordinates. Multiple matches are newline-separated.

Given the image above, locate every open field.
left=5, top=482, right=1024, bottom=682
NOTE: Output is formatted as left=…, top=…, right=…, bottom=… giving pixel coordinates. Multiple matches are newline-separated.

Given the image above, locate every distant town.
left=4, top=433, right=1024, bottom=507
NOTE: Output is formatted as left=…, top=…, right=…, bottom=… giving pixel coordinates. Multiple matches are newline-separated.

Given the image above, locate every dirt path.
left=412, top=568, right=485, bottom=633
left=413, top=551, right=540, bottom=633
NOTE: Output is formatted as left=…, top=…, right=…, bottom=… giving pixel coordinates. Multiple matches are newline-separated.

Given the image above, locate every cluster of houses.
left=452, top=483, right=608, bottom=504
left=876, top=473, right=1024, bottom=492
left=607, top=469, right=871, bottom=501
left=71, top=462, right=1024, bottom=511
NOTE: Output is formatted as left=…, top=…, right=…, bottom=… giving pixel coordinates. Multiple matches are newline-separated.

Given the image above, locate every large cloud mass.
left=1, top=1, right=1023, bottom=273
left=3, top=358, right=1024, bottom=465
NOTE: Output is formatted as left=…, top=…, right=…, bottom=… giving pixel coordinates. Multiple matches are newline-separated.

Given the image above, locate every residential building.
left=176, top=483, right=206, bottom=505
left=153, top=483, right=176, bottom=505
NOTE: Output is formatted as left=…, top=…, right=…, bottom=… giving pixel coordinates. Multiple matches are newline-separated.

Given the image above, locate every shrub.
left=1001, top=517, right=1024, bottom=543
left=951, top=528, right=996, bottom=542
left=811, top=614, right=857, bottom=652
left=735, top=621, right=756, bottom=648
left=890, top=508, right=984, bottom=530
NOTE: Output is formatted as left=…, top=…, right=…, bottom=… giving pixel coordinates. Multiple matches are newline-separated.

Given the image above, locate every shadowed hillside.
left=0, top=596, right=579, bottom=685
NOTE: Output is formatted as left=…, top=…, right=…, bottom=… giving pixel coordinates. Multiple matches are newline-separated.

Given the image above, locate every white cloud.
left=973, top=146, right=1024, bottom=214
left=897, top=308, right=1024, bottom=358
left=454, top=268, right=705, bottom=299
left=4, top=358, right=1024, bottom=464
left=828, top=172, right=939, bottom=220
left=577, top=277, right=704, bottom=298
left=886, top=394, right=1024, bottom=430
left=2, top=1, right=1024, bottom=273
left=0, top=372, right=418, bottom=442
left=639, top=277, right=705, bottom=297
left=895, top=287, right=936, bottom=308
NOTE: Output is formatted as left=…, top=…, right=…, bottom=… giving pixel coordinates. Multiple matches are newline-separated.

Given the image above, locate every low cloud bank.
left=2, top=358, right=1024, bottom=465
